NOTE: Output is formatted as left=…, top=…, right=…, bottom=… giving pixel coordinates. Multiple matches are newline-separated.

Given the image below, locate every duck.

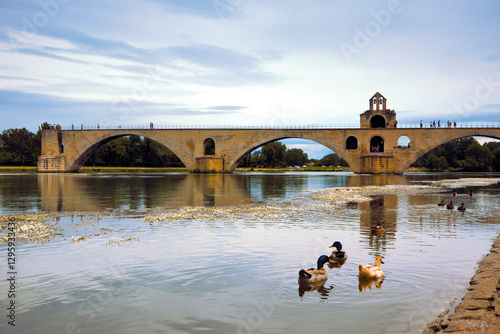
left=328, top=241, right=347, bottom=264
left=437, top=199, right=446, bottom=206
left=457, top=203, right=466, bottom=212
left=371, top=222, right=385, bottom=234
left=298, top=255, right=331, bottom=285
left=358, top=256, right=385, bottom=279
left=446, top=200, right=454, bottom=210
left=452, top=190, right=457, bottom=197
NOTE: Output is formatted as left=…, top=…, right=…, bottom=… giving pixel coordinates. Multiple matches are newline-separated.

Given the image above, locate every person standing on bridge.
left=394, top=120, right=398, bottom=128
left=438, top=120, right=441, bottom=128
left=420, top=120, right=423, bottom=128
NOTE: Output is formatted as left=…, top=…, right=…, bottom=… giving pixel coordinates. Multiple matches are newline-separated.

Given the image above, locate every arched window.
left=397, top=136, right=411, bottom=148
left=370, top=115, right=386, bottom=128
left=346, top=136, right=358, bottom=150
left=204, top=138, right=215, bottom=155
left=370, top=136, right=384, bottom=153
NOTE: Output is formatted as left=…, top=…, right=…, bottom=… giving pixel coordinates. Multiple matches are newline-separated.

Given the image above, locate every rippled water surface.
left=1, top=172, right=500, bottom=334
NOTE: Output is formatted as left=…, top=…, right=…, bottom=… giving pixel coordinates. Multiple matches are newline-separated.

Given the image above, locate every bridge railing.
left=398, top=122, right=500, bottom=129
left=59, top=123, right=500, bottom=130
left=60, top=124, right=362, bottom=130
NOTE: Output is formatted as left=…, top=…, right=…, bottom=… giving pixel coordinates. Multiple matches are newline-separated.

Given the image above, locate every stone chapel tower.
left=360, top=92, right=397, bottom=128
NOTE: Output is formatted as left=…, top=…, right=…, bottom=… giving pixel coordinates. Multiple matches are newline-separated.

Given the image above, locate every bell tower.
left=360, top=92, right=397, bottom=129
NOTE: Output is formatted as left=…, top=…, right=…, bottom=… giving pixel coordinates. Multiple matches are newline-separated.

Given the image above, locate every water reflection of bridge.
left=38, top=173, right=256, bottom=212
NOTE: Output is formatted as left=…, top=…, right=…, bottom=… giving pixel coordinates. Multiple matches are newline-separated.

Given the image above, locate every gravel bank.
left=424, top=233, right=500, bottom=333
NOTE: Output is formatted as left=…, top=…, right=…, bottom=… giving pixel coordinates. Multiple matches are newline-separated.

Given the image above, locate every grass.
left=0, top=166, right=37, bottom=172
left=0, top=165, right=459, bottom=173
left=235, top=166, right=348, bottom=172
left=81, top=166, right=188, bottom=173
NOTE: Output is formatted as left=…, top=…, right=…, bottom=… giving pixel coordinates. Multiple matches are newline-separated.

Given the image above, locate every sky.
left=1, top=0, right=499, bottom=158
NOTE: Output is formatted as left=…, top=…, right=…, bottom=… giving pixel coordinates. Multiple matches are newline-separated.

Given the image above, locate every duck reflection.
left=370, top=222, right=385, bottom=235
left=298, top=283, right=334, bottom=298
left=358, top=276, right=384, bottom=293
left=356, top=194, right=398, bottom=254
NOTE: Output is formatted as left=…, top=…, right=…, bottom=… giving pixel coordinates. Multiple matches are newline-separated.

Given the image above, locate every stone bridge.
left=38, top=126, right=500, bottom=174
left=38, top=93, right=500, bottom=174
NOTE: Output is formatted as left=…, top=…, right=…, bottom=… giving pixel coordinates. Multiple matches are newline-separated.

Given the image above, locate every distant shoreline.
left=0, top=166, right=465, bottom=173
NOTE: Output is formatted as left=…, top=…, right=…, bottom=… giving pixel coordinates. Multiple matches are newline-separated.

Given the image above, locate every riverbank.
left=0, top=166, right=347, bottom=173
left=424, top=233, right=500, bottom=333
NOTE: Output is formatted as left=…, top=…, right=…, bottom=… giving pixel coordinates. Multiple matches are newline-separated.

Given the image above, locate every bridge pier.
left=195, top=157, right=225, bottom=173
left=38, top=155, right=68, bottom=172
left=360, top=154, right=395, bottom=174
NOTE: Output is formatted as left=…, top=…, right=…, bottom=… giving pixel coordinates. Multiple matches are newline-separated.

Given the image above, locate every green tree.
left=412, top=137, right=475, bottom=168
left=492, top=147, right=500, bottom=172
left=437, top=156, right=448, bottom=170
left=250, top=150, right=265, bottom=167
left=285, top=148, right=308, bottom=166
left=320, top=153, right=341, bottom=167
left=459, top=141, right=493, bottom=171
left=85, top=136, right=184, bottom=167
left=424, top=154, right=448, bottom=171
left=261, top=142, right=287, bottom=167
left=1, top=128, right=38, bottom=165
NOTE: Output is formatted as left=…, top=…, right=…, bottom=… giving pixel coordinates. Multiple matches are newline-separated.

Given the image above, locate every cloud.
left=483, top=55, right=500, bottom=63
left=0, top=0, right=500, bottom=152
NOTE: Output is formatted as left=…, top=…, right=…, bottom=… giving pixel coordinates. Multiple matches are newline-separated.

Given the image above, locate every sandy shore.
left=424, top=233, right=500, bottom=333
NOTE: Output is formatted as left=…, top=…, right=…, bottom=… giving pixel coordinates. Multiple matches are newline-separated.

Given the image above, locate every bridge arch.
left=226, top=133, right=351, bottom=172
left=399, top=130, right=500, bottom=172
left=65, top=131, right=189, bottom=172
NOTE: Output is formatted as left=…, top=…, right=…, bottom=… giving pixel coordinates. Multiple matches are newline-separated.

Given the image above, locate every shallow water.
left=0, top=172, right=500, bottom=334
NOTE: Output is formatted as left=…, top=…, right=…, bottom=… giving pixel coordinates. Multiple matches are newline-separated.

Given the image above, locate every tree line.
left=1, top=123, right=498, bottom=171
left=411, top=137, right=500, bottom=172
left=237, top=141, right=345, bottom=168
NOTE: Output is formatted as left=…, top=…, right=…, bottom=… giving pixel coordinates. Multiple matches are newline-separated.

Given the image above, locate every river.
left=0, top=171, right=499, bottom=333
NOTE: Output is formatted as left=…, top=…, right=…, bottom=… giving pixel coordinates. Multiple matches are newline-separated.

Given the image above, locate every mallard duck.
left=371, top=222, right=385, bottom=234
left=358, top=256, right=385, bottom=279
left=446, top=200, right=454, bottom=210
left=298, top=255, right=330, bottom=285
left=437, top=199, right=446, bottom=206
left=457, top=203, right=466, bottom=211
left=328, top=241, right=347, bottom=264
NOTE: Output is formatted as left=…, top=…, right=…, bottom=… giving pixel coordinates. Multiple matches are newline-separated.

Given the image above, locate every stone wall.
left=37, top=155, right=66, bottom=172
left=195, top=156, right=224, bottom=173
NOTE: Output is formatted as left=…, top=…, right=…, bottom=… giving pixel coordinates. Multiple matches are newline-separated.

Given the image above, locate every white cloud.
left=1, top=0, right=500, bottom=157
